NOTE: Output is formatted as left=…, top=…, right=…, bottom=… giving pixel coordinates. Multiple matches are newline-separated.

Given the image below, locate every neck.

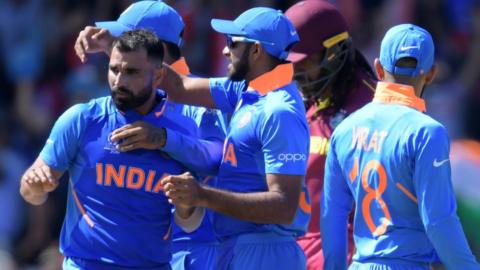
left=384, top=74, right=424, bottom=98
left=247, top=62, right=277, bottom=82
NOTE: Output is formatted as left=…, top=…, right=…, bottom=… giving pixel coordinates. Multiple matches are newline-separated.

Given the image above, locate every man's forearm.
left=199, top=186, right=298, bottom=224
left=162, top=129, right=222, bottom=175
left=160, top=65, right=215, bottom=108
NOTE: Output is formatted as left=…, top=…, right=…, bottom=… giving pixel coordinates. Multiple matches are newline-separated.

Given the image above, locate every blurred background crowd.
left=0, top=0, right=479, bottom=269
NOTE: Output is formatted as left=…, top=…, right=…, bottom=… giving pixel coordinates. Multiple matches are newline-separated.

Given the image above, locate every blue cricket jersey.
left=208, top=63, right=311, bottom=239
left=321, top=82, right=480, bottom=269
left=40, top=91, right=199, bottom=268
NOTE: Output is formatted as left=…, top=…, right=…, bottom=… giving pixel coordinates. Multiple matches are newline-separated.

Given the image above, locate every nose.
left=113, top=72, right=127, bottom=89
left=222, top=46, right=230, bottom=57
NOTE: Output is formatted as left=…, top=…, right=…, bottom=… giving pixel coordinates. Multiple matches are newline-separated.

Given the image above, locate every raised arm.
left=159, top=65, right=216, bottom=108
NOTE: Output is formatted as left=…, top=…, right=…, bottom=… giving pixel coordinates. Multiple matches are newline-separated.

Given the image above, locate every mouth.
left=112, top=89, right=132, bottom=99
left=114, top=92, right=129, bottom=98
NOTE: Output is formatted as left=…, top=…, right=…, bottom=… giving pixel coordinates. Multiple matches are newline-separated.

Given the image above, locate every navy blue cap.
left=380, top=24, right=435, bottom=76
left=211, top=7, right=299, bottom=60
left=96, top=1, right=184, bottom=46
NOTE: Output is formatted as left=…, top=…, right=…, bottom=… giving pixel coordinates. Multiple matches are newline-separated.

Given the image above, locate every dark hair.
left=267, top=54, right=288, bottom=69
left=264, top=42, right=290, bottom=70
left=395, top=57, right=418, bottom=68
left=112, top=29, right=164, bottom=65
left=163, top=40, right=182, bottom=61
left=389, top=57, right=422, bottom=85
left=329, top=47, right=376, bottom=114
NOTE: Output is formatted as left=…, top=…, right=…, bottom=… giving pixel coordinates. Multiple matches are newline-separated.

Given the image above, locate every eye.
left=109, top=66, right=119, bottom=75
left=226, top=36, right=238, bottom=49
left=125, top=68, right=139, bottom=75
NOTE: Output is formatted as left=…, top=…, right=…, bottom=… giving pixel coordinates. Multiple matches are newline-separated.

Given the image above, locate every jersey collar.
left=373, top=81, right=426, bottom=112
left=247, top=63, right=294, bottom=96
left=170, top=57, right=191, bottom=76
left=116, top=90, right=168, bottom=118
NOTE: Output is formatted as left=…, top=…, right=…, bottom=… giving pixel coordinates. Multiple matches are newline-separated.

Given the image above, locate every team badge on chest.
left=104, top=136, right=120, bottom=154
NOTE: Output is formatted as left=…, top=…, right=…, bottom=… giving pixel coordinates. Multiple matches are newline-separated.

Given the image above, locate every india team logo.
left=237, top=111, right=253, bottom=128
left=104, top=136, right=120, bottom=154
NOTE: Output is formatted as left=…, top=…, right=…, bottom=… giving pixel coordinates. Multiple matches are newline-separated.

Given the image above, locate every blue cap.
left=380, top=24, right=434, bottom=76
left=95, top=1, right=184, bottom=46
left=211, top=7, right=299, bottom=60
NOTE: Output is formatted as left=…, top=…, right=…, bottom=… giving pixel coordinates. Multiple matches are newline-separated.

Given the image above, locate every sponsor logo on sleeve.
left=278, top=153, right=307, bottom=162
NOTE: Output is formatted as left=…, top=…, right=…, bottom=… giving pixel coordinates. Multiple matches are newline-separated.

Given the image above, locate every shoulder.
left=259, top=89, right=308, bottom=133
left=60, top=96, right=113, bottom=124
left=412, top=115, right=448, bottom=142
left=331, top=103, right=372, bottom=136
left=264, top=84, right=304, bottom=113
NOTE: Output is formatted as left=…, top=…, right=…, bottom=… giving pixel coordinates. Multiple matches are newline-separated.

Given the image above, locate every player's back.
left=331, top=100, right=442, bottom=264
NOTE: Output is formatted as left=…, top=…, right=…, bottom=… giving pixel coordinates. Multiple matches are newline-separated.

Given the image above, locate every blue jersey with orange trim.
left=208, top=63, right=311, bottom=238
left=39, top=92, right=199, bottom=267
left=321, top=82, right=480, bottom=269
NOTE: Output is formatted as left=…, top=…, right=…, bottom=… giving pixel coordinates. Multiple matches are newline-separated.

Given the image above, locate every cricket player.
left=285, top=1, right=376, bottom=269
left=20, top=30, right=204, bottom=270
left=159, top=7, right=311, bottom=270
left=321, top=23, right=480, bottom=270
left=74, top=2, right=227, bottom=269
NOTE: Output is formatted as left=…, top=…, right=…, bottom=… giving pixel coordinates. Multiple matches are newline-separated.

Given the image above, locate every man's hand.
left=110, top=121, right=167, bottom=152
left=74, top=26, right=115, bottom=63
left=20, top=165, right=59, bottom=205
left=161, top=172, right=205, bottom=208
left=22, top=165, right=59, bottom=192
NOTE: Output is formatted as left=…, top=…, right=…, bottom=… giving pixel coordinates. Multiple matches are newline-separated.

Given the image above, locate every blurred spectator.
left=0, top=109, right=27, bottom=254
left=0, top=0, right=44, bottom=83
left=64, top=64, right=108, bottom=105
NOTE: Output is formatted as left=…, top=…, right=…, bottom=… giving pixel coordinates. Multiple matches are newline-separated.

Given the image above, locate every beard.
left=228, top=47, right=250, bottom=81
left=111, top=85, right=152, bottom=112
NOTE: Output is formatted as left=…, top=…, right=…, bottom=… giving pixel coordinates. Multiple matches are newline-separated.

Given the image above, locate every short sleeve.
left=260, top=105, right=309, bottom=175
left=39, top=104, right=88, bottom=171
left=209, top=77, right=246, bottom=113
